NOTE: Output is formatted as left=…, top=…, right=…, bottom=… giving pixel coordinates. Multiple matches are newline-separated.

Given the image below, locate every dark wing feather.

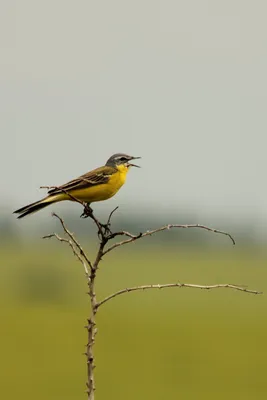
left=48, top=166, right=116, bottom=195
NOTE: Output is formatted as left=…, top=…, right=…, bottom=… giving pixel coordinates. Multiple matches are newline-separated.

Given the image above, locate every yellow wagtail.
left=14, top=153, right=140, bottom=219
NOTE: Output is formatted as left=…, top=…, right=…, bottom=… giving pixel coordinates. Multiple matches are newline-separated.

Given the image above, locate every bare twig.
left=44, top=212, right=92, bottom=272
left=106, top=206, right=119, bottom=226
left=96, top=283, right=261, bottom=308
left=103, top=224, right=235, bottom=256
left=52, top=213, right=92, bottom=269
left=43, top=232, right=90, bottom=275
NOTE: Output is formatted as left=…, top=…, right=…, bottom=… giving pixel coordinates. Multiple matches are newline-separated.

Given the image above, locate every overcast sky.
left=1, top=1, right=267, bottom=230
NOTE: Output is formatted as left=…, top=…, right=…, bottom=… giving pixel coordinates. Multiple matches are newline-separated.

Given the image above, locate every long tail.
left=14, top=196, right=59, bottom=219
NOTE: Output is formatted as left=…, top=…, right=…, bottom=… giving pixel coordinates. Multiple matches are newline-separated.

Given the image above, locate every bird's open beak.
left=127, top=156, right=141, bottom=168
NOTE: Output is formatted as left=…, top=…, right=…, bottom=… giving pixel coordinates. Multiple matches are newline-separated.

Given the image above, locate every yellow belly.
left=66, top=167, right=128, bottom=203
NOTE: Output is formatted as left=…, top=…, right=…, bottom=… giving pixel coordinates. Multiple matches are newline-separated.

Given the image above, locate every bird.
left=14, top=153, right=140, bottom=219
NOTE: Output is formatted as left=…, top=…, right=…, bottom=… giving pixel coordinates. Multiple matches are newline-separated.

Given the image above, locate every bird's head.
left=105, top=153, right=141, bottom=169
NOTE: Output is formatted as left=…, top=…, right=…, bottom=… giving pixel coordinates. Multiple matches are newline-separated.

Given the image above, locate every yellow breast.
left=69, top=165, right=129, bottom=203
left=108, top=164, right=128, bottom=190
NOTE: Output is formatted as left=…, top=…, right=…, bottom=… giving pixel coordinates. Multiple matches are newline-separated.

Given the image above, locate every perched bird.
left=14, top=153, right=140, bottom=219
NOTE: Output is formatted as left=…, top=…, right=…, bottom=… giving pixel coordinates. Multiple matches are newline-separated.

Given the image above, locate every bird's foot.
left=80, top=204, right=93, bottom=218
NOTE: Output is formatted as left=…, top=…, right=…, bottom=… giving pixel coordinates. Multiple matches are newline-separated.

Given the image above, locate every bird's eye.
left=120, top=157, right=127, bottom=162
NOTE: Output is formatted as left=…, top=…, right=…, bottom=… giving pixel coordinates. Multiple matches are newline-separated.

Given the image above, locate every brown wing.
left=48, top=166, right=116, bottom=195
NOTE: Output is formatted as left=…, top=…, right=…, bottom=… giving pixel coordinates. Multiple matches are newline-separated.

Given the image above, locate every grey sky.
left=2, top=1, right=267, bottom=227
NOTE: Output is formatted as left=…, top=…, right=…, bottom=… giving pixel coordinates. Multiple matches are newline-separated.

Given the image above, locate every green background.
left=1, top=236, right=266, bottom=399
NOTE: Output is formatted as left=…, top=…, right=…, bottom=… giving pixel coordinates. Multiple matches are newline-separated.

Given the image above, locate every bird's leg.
left=80, top=203, right=93, bottom=218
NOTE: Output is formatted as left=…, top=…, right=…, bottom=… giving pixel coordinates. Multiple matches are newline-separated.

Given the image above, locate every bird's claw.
left=80, top=204, right=93, bottom=218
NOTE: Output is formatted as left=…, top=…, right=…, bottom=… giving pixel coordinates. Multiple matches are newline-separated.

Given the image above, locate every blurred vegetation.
left=1, top=232, right=267, bottom=399
left=1, top=207, right=264, bottom=247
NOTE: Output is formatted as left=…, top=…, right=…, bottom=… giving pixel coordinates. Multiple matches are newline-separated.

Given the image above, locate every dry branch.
left=96, top=282, right=261, bottom=308
left=41, top=188, right=261, bottom=400
left=103, top=224, right=235, bottom=256
left=43, top=212, right=92, bottom=274
left=43, top=231, right=90, bottom=275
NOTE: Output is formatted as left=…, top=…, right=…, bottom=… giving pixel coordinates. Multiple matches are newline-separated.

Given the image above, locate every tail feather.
left=14, top=197, right=57, bottom=219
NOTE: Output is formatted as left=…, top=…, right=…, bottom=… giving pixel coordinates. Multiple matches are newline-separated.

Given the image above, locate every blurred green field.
left=1, top=241, right=266, bottom=399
